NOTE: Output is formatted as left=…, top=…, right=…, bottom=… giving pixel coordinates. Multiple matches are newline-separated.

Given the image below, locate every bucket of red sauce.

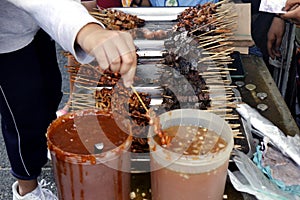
left=47, top=109, right=132, bottom=200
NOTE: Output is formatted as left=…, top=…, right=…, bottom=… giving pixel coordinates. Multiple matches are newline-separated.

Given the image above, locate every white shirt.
left=1, top=0, right=103, bottom=63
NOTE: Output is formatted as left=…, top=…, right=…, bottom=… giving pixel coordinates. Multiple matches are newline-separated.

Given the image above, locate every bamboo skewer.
left=191, top=11, right=236, bottom=35
left=89, top=11, right=109, bottom=17
left=205, top=108, right=233, bottom=113
left=210, top=96, right=234, bottom=101
left=205, top=92, right=235, bottom=96
left=206, top=67, right=236, bottom=71
left=201, top=50, right=233, bottom=57
left=230, top=124, right=241, bottom=129
left=203, top=75, right=230, bottom=79
left=130, top=85, right=149, bottom=113
left=234, top=135, right=246, bottom=139
left=215, top=0, right=232, bottom=6
left=199, top=71, right=230, bottom=75
left=203, top=61, right=234, bottom=65
left=232, top=130, right=243, bottom=135
left=196, top=33, right=232, bottom=41
left=208, top=85, right=237, bottom=88
left=208, top=103, right=237, bottom=108
left=198, top=38, right=228, bottom=48
left=198, top=55, right=233, bottom=63
left=205, top=80, right=231, bottom=84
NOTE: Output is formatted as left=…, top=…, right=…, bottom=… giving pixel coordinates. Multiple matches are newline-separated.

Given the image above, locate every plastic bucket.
left=47, top=109, right=132, bottom=200
left=148, top=109, right=233, bottom=200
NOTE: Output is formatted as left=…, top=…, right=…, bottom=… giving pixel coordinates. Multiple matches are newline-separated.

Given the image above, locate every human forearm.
left=267, top=16, right=285, bottom=59
left=7, top=0, right=103, bottom=63
left=282, top=1, right=300, bottom=25
left=81, top=0, right=97, bottom=11
left=7, top=0, right=137, bottom=86
left=284, top=0, right=300, bottom=11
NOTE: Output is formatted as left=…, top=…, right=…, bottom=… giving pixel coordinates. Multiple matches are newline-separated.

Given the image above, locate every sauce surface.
left=154, top=125, right=227, bottom=155
left=48, top=113, right=129, bottom=155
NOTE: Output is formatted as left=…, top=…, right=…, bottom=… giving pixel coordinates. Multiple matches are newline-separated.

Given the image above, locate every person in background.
left=282, top=0, right=300, bottom=24
left=0, top=0, right=136, bottom=199
left=97, top=0, right=122, bottom=8
left=96, top=0, right=150, bottom=8
left=267, top=16, right=286, bottom=60
left=281, top=0, right=300, bottom=127
left=263, top=0, right=300, bottom=128
left=241, top=0, right=279, bottom=73
left=149, top=0, right=218, bottom=7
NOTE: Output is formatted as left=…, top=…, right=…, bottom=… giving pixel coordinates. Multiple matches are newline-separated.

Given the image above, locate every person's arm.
left=7, top=0, right=102, bottom=63
left=267, top=16, right=286, bottom=59
left=282, top=0, right=300, bottom=25
left=131, top=0, right=151, bottom=7
left=7, top=0, right=136, bottom=87
left=81, top=0, right=97, bottom=11
left=283, top=0, right=300, bottom=11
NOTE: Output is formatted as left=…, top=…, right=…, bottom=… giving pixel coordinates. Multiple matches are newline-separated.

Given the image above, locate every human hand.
left=267, top=17, right=285, bottom=59
left=76, top=23, right=137, bottom=87
left=281, top=0, right=300, bottom=24
left=283, top=0, right=300, bottom=11
left=81, top=0, right=97, bottom=12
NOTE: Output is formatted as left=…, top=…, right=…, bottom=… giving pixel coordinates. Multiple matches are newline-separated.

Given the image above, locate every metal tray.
left=112, top=7, right=188, bottom=21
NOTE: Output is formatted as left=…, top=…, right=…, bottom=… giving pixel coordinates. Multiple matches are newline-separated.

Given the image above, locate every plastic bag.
left=228, top=150, right=300, bottom=200
left=253, top=145, right=300, bottom=196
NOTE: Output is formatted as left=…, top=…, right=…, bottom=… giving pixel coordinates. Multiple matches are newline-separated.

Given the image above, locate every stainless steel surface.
left=137, top=50, right=164, bottom=57
left=135, top=40, right=165, bottom=51
left=113, top=7, right=188, bottom=21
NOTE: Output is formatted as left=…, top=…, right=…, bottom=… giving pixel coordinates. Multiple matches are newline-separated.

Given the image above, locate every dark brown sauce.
left=48, top=113, right=129, bottom=155
left=47, top=111, right=131, bottom=200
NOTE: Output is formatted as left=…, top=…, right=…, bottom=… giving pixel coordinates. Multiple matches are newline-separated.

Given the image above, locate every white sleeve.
left=7, top=0, right=105, bottom=63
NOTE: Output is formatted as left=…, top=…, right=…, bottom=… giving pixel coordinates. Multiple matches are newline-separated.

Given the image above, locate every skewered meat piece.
left=174, top=2, right=232, bottom=36
left=159, top=51, right=211, bottom=111
left=135, top=28, right=169, bottom=40
left=90, top=8, right=145, bottom=30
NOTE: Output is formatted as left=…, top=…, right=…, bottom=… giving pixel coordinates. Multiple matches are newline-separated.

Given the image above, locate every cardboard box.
left=230, top=3, right=254, bottom=54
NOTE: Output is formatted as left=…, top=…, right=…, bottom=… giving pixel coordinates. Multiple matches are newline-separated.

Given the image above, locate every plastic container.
left=47, top=109, right=132, bottom=200
left=148, top=109, right=234, bottom=200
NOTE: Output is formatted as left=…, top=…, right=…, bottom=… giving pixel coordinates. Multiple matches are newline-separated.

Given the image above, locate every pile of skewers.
left=66, top=63, right=152, bottom=153
left=156, top=50, right=243, bottom=149
left=64, top=1, right=245, bottom=153
left=171, top=1, right=237, bottom=66
left=89, top=8, right=145, bottom=30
